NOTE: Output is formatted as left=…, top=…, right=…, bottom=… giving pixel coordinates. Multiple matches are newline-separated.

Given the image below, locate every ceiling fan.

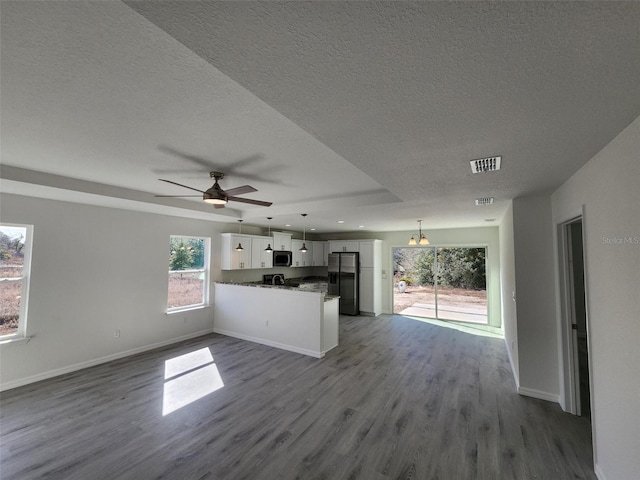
left=155, top=171, right=272, bottom=208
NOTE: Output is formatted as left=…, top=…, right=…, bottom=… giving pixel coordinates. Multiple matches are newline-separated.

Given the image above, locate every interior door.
left=567, top=221, right=590, bottom=418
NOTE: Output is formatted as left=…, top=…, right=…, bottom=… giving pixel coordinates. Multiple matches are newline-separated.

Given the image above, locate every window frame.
left=0, top=223, right=33, bottom=340
left=167, top=235, right=210, bottom=314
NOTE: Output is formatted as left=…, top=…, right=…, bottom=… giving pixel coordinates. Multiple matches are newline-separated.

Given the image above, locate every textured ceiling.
left=2, top=1, right=640, bottom=234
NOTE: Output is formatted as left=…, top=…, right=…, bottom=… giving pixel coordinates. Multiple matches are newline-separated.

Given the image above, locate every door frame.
left=557, top=211, right=593, bottom=417
left=391, top=244, right=489, bottom=325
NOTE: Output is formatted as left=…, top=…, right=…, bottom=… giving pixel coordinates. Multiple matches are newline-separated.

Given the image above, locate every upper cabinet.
left=312, top=241, right=329, bottom=266
left=221, top=234, right=252, bottom=270
left=329, top=240, right=359, bottom=253
left=358, top=240, right=381, bottom=268
left=251, top=237, right=274, bottom=269
left=221, top=234, right=275, bottom=270
left=272, top=232, right=292, bottom=251
left=291, top=239, right=312, bottom=267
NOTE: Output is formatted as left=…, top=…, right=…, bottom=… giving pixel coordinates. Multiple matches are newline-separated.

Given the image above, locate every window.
left=167, top=236, right=210, bottom=312
left=0, top=224, right=32, bottom=339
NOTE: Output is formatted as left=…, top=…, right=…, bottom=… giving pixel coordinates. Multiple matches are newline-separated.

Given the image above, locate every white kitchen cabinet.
left=358, top=239, right=381, bottom=268
left=251, top=236, right=274, bottom=269
left=329, top=241, right=359, bottom=253
left=221, top=233, right=252, bottom=270
left=312, top=241, right=329, bottom=266
left=272, top=232, right=292, bottom=251
left=291, top=239, right=312, bottom=267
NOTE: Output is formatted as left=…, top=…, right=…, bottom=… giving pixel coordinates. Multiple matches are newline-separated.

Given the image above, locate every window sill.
left=0, top=336, right=32, bottom=346
left=166, top=305, right=211, bottom=315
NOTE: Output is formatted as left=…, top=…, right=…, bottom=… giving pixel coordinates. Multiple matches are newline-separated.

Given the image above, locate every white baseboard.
left=0, top=329, right=213, bottom=392
left=213, top=327, right=323, bottom=359
left=517, top=386, right=560, bottom=403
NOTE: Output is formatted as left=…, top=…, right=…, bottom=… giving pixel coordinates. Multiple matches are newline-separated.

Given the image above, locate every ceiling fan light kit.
left=156, top=171, right=272, bottom=208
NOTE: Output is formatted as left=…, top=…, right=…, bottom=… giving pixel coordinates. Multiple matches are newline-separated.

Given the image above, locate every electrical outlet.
left=114, top=329, right=120, bottom=338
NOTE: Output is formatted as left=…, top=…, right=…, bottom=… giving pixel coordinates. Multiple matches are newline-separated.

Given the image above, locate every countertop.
left=215, top=280, right=338, bottom=301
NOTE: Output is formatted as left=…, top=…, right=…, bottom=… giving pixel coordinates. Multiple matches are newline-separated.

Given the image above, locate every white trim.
left=505, top=337, right=520, bottom=388
left=213, top=327, right=324, bottom=359
left=517, top=386, right=560, bottom=403
left=0, top=329, right=213, bottom=392
left=0, top=335, right=32, bottom=346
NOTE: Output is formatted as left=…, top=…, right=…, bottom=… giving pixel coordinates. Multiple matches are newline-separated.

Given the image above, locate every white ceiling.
left=2, top=1, right=639, bottom=234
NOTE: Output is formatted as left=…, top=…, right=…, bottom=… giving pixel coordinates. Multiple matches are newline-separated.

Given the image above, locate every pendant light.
left=408, top=219, right=430, bottom=245
left=299, top=214, right=308, bottom=252
left=265, top=217, right=273, bottom=252
left=235, top=219, right=244, bottom=251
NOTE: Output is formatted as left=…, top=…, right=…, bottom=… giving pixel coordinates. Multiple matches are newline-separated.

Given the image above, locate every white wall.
left=499, top=201, right=519, bottom=385
left=551, top=115, right=640, bottom=480
left=0, top=194, right=224, bottom=390
left=511, top=194, right=560, bottom=401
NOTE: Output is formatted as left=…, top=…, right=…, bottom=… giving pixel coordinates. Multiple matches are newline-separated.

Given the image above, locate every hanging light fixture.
left=265, top=217, right=273, bottom=252
left=408, top=219, right=430, bottom=245
left=235, top=219, right=244, bottom=251
left=299, top=214, right=308, bottom=252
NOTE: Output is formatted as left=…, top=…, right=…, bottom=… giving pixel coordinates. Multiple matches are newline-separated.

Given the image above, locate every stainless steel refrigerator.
left=328, top=252, right=359, bottom=315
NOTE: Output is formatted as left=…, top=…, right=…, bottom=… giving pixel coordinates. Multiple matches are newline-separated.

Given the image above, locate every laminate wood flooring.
left=0, top=315, right=596, bottom=479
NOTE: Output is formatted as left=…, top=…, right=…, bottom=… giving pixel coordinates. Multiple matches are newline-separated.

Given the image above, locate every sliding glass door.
left=393, top=246, right=487, bottom=324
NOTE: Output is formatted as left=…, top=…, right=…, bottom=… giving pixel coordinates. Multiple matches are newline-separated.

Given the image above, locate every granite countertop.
left=216, top=280, right=337, bottom=301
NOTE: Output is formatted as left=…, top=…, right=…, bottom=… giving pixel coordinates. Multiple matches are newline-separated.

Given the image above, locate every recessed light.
left=337, top=220, right=345, bottom=224
left=310, top=228, right=316, bottom=231
left=285, top=224, right=291, bottom=227
left=358, top=225, right=365, bottom=228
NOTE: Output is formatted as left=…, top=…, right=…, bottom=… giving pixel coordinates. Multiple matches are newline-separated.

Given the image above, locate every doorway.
left=560, top=218, right=591, bottom=419
left=393, top=246, right=488, bottom=324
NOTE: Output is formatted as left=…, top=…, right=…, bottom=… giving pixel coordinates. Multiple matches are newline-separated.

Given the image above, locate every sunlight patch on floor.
left=163, top=347, right=224, bottom=416
left=398, top=314, right=503, bottom=339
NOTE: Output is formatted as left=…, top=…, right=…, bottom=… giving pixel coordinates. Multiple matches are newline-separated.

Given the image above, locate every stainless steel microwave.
left=273, top=250, right=292, bottom=267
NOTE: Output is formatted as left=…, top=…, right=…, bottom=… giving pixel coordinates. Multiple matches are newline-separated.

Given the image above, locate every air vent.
left=470, top=156, right=501, bottom=173
left=475, top=197, right=494, bottom=206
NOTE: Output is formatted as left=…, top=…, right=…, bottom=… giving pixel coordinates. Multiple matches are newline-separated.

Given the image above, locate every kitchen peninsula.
left=213, top=282, right=339, bottom=358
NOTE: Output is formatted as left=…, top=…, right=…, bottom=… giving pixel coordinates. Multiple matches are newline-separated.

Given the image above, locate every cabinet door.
left=291, top=239, right=312, bottom=267
left=273, top=232, right=292, bottom=251
left=358, top=241, right=374, bottom=268
left=230, top=235, right=252, bottom=269
left=329, top=241, right=359, bottom=253
left=251, top=237, right=273, bottom=269
left=312, top=241, right=327, bottom=266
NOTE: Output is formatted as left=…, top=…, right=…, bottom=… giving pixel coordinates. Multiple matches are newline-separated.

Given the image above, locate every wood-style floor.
left=0, top=315, right=595, bottom=480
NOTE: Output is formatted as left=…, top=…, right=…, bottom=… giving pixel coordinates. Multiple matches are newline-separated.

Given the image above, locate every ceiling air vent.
left=470, top=155, right=501, bottom=173
left=475, top=197, right=494, bottom=206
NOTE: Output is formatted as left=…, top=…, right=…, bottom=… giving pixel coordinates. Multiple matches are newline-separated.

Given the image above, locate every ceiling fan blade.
left=223, top=185, right=257, bottom=196
left=227, top=196, right=273, bottom=207
left=158, top=179, right=205, bottom=194
left=154, top=195, right=202, bottom=198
